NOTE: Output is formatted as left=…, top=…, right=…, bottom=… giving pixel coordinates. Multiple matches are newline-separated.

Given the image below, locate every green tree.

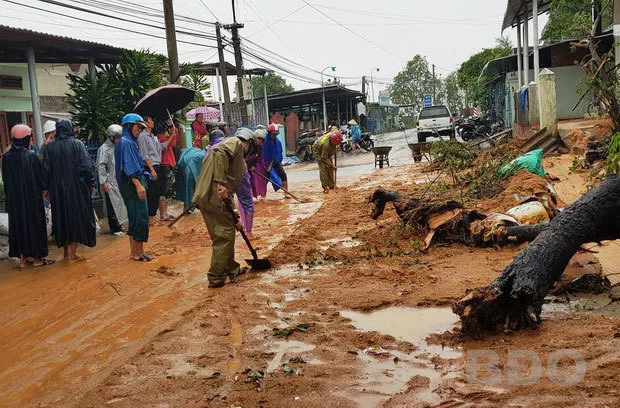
left=456, top=37, right=512, bottom=108
left=67, top=70, right=123, bottom=140
left=181, top=71, right=212, bottom=108
left=443, top=72, right=464, bottom=114
left=251, top=72, right=294, bottom=97
left=388, top=54, right=433, bottom=114
left=67, top=49, right=166, bottom=140
left=542, top=0, right=611, bottom=41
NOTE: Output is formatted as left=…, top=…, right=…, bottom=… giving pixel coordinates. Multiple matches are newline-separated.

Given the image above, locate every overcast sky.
left=1, top=0, right=548, bottom=101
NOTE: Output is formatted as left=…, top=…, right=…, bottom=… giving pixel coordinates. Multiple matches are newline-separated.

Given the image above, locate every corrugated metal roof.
left=502, top=0, right=552, bottom=31
left=0, top=25, right=128, bottom=63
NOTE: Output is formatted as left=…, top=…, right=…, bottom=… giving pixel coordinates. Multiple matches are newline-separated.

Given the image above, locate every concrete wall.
left=552, top=65, right=590, bottom=119
left=504, top=65, right=590, bottom=121
left=0, top=64, right=31, bottom=112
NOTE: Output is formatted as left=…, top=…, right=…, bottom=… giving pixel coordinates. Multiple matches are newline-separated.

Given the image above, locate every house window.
left=0, top=75, right=23, bottom=90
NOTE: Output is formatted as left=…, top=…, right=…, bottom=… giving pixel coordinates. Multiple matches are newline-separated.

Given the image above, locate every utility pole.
left=163, top=0, right=180, bottom=83
left=216, top=23, right=233, bottom=124
left=361, top=76, right=367, bottom=102
left=432, top=64, right=436, bottom=104
left=224, top=0, right=249, bottom=126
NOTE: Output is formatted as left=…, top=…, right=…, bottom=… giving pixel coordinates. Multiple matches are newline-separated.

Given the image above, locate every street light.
left=321, top=65, right=336, bottom=130
left=370, top=67, right=380, bottom=103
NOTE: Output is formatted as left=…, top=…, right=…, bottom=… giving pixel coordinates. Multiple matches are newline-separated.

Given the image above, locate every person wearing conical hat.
left=348, top=119, right=363, bottom=154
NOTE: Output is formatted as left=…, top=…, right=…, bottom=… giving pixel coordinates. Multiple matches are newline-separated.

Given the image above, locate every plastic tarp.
left=499, top=148, right=546, bottom=177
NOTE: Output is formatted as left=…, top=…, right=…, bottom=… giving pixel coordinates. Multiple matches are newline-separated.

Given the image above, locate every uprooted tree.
left=452, top=174, right=620, bottom=337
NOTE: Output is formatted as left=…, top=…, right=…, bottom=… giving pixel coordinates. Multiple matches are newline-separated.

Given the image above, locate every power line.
left=302, top=0, right=407, bottom=61
left=3, top=0, right=218, bottom=48
left=197, top=0, right=220, bottom=23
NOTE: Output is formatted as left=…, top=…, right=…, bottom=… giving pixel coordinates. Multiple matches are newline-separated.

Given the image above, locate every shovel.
left=223, top=200, right=272, bottom=271
left=250, top=169, right=302, bottom=202
left=167, top=204, right=196, bottom=231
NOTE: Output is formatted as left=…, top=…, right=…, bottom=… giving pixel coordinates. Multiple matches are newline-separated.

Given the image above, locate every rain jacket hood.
left=114, top=124, right=146, bottom=187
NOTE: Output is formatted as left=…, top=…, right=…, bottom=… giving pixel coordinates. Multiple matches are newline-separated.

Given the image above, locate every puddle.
left=259, top=264, right=329, bottom=285
left=338, top=307, right=463, bottom=406
left=265, top=340, right=316, bottom=373
left=543, top=294, right=620, bottom=318
left=340, top=307, right=461, bottom=359
left=287, top=201, right=322, bottom=224
left=319, top=237, right=363, bottom=251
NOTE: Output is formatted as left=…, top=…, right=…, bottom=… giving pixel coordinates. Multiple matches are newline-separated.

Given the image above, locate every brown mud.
left=0, top=154, right=618, bottom=407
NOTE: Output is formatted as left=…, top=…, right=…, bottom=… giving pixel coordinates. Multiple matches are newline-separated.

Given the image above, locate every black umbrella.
left=133, top=84, right=196, bottom=119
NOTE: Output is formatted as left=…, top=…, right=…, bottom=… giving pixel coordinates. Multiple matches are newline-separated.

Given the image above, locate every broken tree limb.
left=503, top=224, right=548, bottom=242
left=453, top=174, right=620, bottom=337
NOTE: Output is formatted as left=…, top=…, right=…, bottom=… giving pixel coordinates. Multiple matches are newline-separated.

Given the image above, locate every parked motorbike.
left=295, top=131, right=320, bottom=161
left=459, top=116, right=503, bottom=141
left=359, top=132, right=374, bottom=151
left=340, top=129, right=353, bottom=153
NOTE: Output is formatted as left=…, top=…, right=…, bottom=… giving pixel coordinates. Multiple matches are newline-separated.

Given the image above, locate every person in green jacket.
left=192, top=132, right=251, bottom=288
left=313, top=129, right=342, bottom=193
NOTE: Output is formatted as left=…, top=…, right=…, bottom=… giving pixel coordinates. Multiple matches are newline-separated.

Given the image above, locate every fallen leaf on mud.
left=346, top=350, right=359, bottom=355
left=282, top=364, right=304, bottom=376
left=361, top=346, right=390, bottom=356
left=289, top=356, right=306, bottom=364
left=242, top=369, right=265, bottom=380
left=272, top=323, right=312, bottom=338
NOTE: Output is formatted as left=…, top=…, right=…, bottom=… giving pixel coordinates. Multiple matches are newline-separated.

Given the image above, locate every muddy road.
left=0, top=139, right=619, bottom=407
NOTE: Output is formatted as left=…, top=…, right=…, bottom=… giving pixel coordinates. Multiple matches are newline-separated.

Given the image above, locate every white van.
left=416, top=105, right=454, bottom=141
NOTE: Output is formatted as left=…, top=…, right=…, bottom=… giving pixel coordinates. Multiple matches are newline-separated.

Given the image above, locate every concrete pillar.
left=532, top=0, right=540, bottom=81
left=523, top=15, right=529, bottom=87
left=88, top=56, right=96, bottom=84
left=528, top=81, right=540, bottom=125
left=539, top=68, right=557, bottom=132
left=516, top=18, right=523, bottom=88
left=26, top=45, right=43, bottom=148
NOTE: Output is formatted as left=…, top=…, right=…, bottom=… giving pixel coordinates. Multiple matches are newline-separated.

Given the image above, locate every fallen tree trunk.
left=453, top=174, right=620, bottom=337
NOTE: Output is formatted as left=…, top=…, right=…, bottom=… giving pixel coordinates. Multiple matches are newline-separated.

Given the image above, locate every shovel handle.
left=250, top=169, right=302, bottom=202
left=168, top=204, right=196, bottom=228
left=223, top=199, right=259, bottom=261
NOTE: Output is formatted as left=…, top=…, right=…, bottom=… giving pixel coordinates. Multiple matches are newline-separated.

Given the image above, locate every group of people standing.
left=1, top=110, right=291, bottom=288
left=2, top=120, right=99, bottom=267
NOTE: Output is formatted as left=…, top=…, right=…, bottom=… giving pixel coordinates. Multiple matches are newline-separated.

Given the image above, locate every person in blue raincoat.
left=348, top=119, right=363, bottom=153
left=263, top=123, right=288, bottom=193
left=115, top=113, right=153, bottom=262
left=176, top=147, right=207, bottom=210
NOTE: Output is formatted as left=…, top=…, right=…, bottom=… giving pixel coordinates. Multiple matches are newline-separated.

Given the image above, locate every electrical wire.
left=302, top=0, right=407, bottom=61
left=3, top=0, right=218, bottom=48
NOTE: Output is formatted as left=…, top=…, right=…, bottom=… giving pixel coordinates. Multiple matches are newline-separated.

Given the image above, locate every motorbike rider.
left=348, top=119, right=363, bottom=153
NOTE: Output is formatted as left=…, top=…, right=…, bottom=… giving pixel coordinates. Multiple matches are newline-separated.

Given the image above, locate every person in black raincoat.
left=1, top=124, right=54, bottom=268
left=42, top=119, right=97, bottom=261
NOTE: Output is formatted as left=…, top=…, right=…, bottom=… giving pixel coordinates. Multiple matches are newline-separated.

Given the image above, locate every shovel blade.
left=245, top=258, right=272, bottom=271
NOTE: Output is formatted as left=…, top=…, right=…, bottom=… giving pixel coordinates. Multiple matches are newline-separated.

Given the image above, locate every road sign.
left=378, top=90, right=390, bottom=106
left=423, top=93, right=433, bottom=107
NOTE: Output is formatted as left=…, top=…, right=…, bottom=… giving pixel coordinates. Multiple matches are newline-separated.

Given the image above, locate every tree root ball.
left=453, top=174, right=620, bottom=338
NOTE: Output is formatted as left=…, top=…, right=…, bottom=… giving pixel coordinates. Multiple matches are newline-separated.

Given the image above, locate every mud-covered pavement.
left=1, top=134, right=619, bottom=407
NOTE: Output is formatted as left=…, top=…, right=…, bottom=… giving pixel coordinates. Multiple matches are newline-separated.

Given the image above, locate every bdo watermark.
left=466, top=349, right=586, bottom=386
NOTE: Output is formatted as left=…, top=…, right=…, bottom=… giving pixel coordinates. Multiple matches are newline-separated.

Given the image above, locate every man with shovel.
left=192, top=131, right=250, bottom=288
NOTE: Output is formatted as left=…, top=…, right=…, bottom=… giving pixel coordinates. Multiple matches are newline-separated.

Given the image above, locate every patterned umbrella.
left=185, top=106, right=221, bottom=121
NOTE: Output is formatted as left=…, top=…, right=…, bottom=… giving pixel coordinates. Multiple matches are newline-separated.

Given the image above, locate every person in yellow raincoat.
left=312, top=128, right=342, bottom=193
left=192, top=131, right=251, bottom=288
